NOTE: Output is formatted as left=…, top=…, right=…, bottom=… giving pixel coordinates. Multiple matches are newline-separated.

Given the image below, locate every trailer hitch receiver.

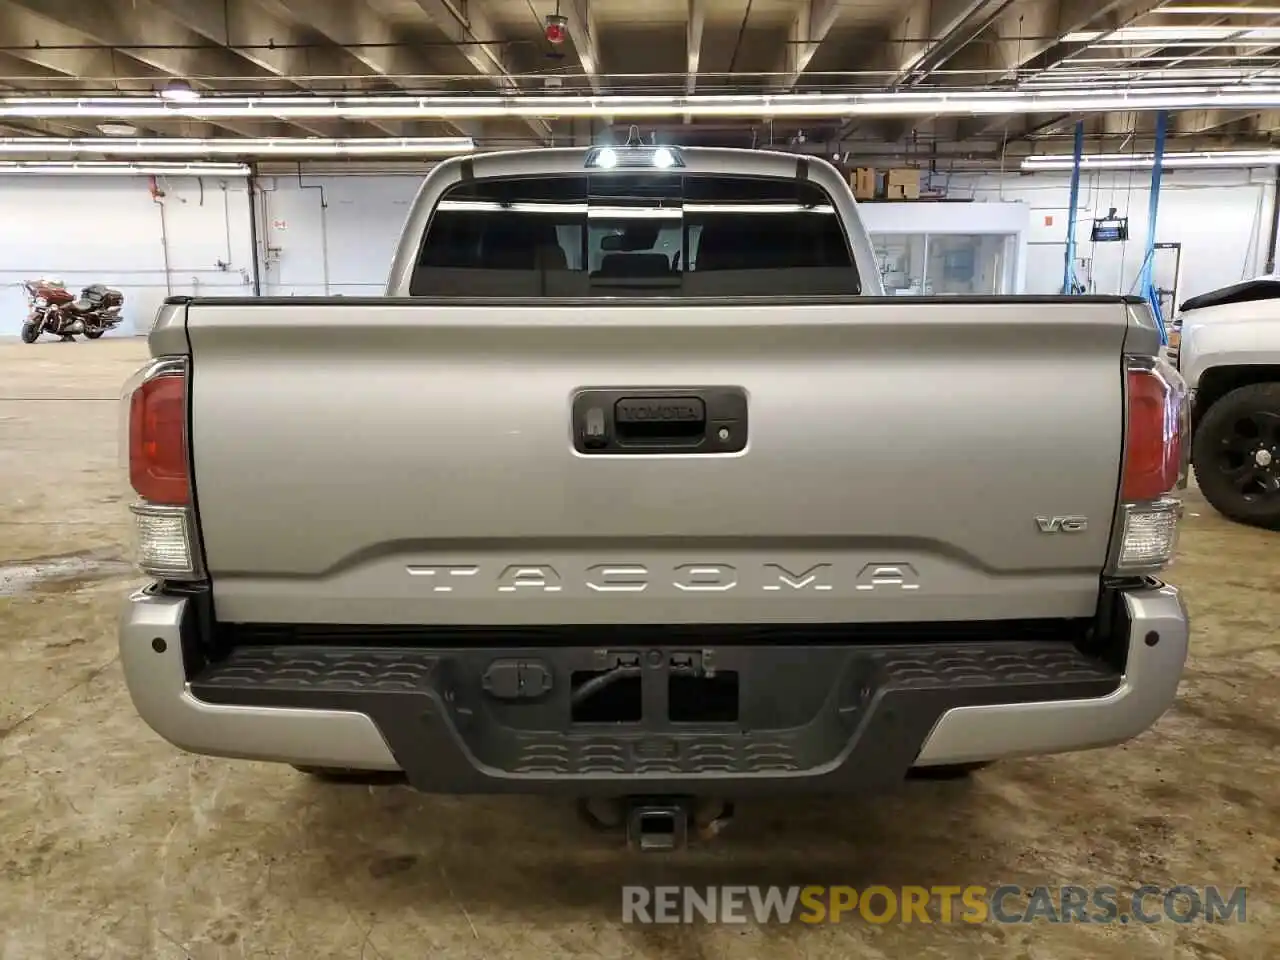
left=626, top=799, right=691, bottom=852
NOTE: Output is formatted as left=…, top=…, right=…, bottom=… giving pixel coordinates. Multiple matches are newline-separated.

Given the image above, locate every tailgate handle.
left=614, top=396, right=706, bottom=446
left=572, top=387, right=748, bottom=455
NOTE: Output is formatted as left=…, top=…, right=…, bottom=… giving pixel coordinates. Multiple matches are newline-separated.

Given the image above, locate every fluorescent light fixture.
left=1161, top=5, right=1280, bottom=12
left=160, top=79, right=200, bottom=103
left=0, top=161, right=250, bottom=176
left=1079, top=41, right=1280, bottom=50
left=1021, top=150, right=1280, bottom=171
left=5, top=87, right=1280, bottom=121
left=1064, top=26, right=1280, bottom=42
left=437, top=201, right=836, bottom=215
left=97, top=122, right=139, bottom=136
left=0, top=136, right=475, bottom=157
left=1028, top=70, right=1280, bottom=85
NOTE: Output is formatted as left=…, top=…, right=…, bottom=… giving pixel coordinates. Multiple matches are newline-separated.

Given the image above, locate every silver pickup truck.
left=119, top=146, right=1191, bottom=848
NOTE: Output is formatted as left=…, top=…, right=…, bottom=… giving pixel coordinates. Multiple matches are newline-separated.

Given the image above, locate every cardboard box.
left=850, top=167, right=877, bottom=200
left=885, top=167, right=921, bottom=200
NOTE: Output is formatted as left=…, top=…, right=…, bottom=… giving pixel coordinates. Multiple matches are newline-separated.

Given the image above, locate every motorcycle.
left=20, top=280, right=124, bottom=342
left=57, top=283, right=125, bottom=340
left=20, top=278, right=73, bottom=343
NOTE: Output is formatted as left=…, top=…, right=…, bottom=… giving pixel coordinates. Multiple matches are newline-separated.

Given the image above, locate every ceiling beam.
left=838, top=0, right=1003, bottom=140
left=982, top=0, right=1061, bottom=75
left=681, top=0, right=706, bottom=124
left=1015, top=0, right=1168, bottom=77
left=888, top=0, right=994, bottom=83
left=253, top=0, right=484, bottom=140
left=892, top=0, right=1017, bottom=87
left=4, top=0, right=278, bottom=84
left=0, top=6, right=214, bottom=135
left=687, top=0, right=706, bottom=95
left=410, top=0, right=552, bottom=141
left=0, top=0, right=305, bottom=137
left=1100, top=110, right=1139, bottom=136
left=1174, top=109, right=1244, bottom=135
left=152, top=0, right=359, bottom=89
left=773, top=0, right=841, bottom=90
left=1174, top=108, right=1280, bottom=135
left=1253, top=111, right=1280, bottom=136
left=0, top=4, right=130, bottom=80
left=954, top=0, right=1167, bottom=141
left=558, top=0, right=603, bottom=93
left=151, top=0, right=383, bottom=137
left=1021, top=11, right=1280, bottom=142
left=1121, top=12, right=1280, bottom=83
left=0, top=47, right=105, bottom=91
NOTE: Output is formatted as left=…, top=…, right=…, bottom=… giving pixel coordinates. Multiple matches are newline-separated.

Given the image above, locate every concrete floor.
left=1, top=338, right=1277, bottom=959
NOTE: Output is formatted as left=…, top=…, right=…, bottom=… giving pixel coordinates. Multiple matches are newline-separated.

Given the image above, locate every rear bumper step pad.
left=119, top=584, right=1189, bottom=794
left=190, top=641, right=1117, bottom=790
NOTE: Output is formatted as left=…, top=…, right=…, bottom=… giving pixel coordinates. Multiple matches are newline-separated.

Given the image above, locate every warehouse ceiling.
left=0, top=0, right=1279, bottom=160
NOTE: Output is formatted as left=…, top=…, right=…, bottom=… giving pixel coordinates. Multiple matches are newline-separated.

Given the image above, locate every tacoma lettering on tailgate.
left=405, top=562, right=921, bottom=595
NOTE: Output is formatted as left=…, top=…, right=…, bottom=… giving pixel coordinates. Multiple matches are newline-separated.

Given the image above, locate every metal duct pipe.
left=1265, top=166, right=1280, bottom=274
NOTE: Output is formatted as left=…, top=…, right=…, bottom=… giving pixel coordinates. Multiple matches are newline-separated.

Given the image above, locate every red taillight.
left=1122, top=362, right=1186, bottom=501
left=129, top=372, right=188, bottom=505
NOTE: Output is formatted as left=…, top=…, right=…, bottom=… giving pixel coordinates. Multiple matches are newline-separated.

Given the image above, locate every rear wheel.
left=1191, top=383, right=1280, bottom=530
left=83, top=328, right=105, bottom=339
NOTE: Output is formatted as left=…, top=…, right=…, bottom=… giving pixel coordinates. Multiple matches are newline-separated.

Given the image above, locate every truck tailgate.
left=184, top=298, right=1128, bottom=625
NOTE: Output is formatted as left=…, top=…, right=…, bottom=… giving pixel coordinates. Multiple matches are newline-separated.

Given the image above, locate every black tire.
left=83, top=328, right=105, bottom=339
left=19, top=320, right=40, bottom=343
left=1191, top=382, right=1280, bottom=531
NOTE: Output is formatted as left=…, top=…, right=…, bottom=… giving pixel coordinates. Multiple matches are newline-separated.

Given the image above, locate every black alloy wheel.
left=1192, top=383, right=1280, bottom=530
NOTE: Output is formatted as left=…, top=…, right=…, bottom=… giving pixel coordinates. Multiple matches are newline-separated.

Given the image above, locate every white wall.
left=935, top=168, right=1275, bottom=301
left=253, top=173, right=422, bottom=297
left=0, top=165, right=1273, bottom=338
left=0, top=175, right=255, bottom=337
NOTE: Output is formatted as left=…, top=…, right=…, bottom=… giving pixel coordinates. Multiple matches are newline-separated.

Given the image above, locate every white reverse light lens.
left=131, top=504, right=195, bottom=576
left=1117, top=500, right=1182, bottom=570
left=653, top=147, right=675, bottom=168
left=595, top=147, right=618, bottom=169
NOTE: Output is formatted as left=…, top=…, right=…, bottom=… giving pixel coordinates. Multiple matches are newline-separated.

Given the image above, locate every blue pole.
left=1141, top=110, right=1168, bottom=342
left=1062, top=121, right=1084, bottom=294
